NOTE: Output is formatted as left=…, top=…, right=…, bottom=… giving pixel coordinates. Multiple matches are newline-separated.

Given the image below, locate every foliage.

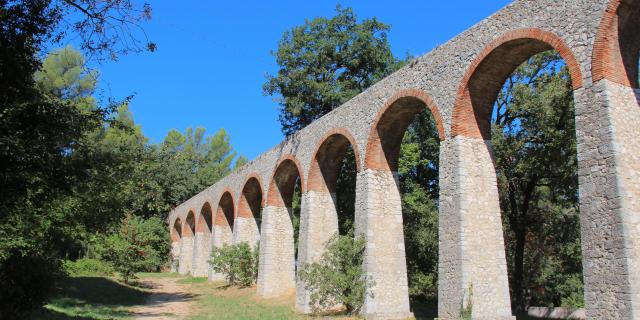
left=298, top=233, right=370, bottom=315
left=101, top=215, right=171, bottom=283
left=492, top=51, right=582, bottom=311
left=398, top=110, right=441, bottom=302
left=264, top=5, right=404, bottom=136
left=63, top=258, right=115, bottom=276
left=209, top=243, right=259, bottom=287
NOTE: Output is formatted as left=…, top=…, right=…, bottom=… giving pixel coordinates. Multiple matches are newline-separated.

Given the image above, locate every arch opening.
left=184, top=211, right=196, bottom=237
left=595, top=0, right=640, bottom=88
left=268, top=158, right=303, bottom=258
left=366, top=91, right=442, bottom=317
left=172, top=217, right=182, bottom=241
left=216, top=192, right=235, bottom=231
left=236, top=176, right=264, bottom=248
left=197, top=202, right=213, bottom=234
left=308, top=132, right=359, bottom=235
left=458, top=37, right=583, bottom=315
left=239, top=177, right=263, bottom=229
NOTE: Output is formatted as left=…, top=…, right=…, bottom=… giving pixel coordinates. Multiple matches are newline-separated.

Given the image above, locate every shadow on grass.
left=32, top=276, right=149, bottom=320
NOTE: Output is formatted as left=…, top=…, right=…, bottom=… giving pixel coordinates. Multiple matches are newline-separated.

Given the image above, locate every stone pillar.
left=354, top=169, right=412, bottom=319
left=170, top=240, right=181, bottom=272
left=437, top=137, right=513, bottom=320
left=295, top=191, right=340, bottom=313
left=208, top=224, right=232, bottom=281
left=575, top=81, right=640, bottom=319
left=191, top=232, right=211, bottom=277
left=178, top=236, right=194, bottom=275
left=233, top=216, right=260, bottom=248
left=257, top=205, right=296, bottom=297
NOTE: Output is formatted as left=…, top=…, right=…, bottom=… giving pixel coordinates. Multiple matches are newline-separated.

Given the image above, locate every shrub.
left=209, top=242, right=258, bottom=287
left=0, top=253, right=62, bottom=319
left=298, top=233, right=371, bottom=315
left=63, top=258, right=114, bottom=276
left=101, top=215, right=171, bottom=283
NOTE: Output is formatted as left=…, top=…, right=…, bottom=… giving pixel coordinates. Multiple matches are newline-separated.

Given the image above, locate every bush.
left=101, top=215, right=171, bottom=283
left=63, top=258, right=114, bottom=276
left=209, top=242, right=258, bottom=287
left=298, top=233, right=371, bottom=315
left=0, top=253, right=62, bottom=319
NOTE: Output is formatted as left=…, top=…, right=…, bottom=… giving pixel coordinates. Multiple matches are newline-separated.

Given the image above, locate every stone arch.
left=358, top=88, right=443, bottom=317
left=307, top=128, right=361, bottom=193
left=235, top=174, right=264, bottom=247
left=592, top=0, right=640, bottom=88
left=215, top=190, right=235, bottom=231
left=171, top=217, right=182, bottom=242
left=451, top=28, right=584, bottom=139
left=365, top=88, right=445, bottom=171
left=267, top=155, right=305, bottom=207
left=196, top=202, right=213, bottom=234
left=178, top=210, right=196, bottom=274
left=183, top=210, right=196, bottom=237
left=296, top=129, right=362, bottom=312
left=257, top=155, right=303, bottom=298
left=170, top=217, right=183, bottom=272
left=192, top=202, right=214, bottom=276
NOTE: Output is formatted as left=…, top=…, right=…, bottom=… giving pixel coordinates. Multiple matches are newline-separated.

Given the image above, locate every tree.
left=398, top=110, right=441, bottom=303
left=264, top=6, right=402, bottom=136
left=492, top=51, right=581, bottom=312
left=102, top=215, right=170, bottom=283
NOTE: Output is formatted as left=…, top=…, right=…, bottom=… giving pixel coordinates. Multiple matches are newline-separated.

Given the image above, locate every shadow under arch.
left=236, top=174, right=264, bottom=247
left=592, top=0, right=640, bottom=89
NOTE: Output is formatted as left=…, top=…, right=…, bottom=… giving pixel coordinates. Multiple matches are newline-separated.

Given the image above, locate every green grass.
left=177, top=276, right=209, bottom=284
left=186, top=283, right=305, bottom=320
left=32, top=276, right=149, bottom=320
left=137, top=271, right=183, bottom=279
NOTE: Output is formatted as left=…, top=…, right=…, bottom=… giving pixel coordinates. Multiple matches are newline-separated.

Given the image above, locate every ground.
left=32, top=273, right=308, bottom=320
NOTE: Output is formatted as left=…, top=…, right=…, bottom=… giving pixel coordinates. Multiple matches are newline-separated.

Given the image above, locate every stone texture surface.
left=167, top=0, right=640, bottom=318
left=233, top=217, right=260, bottom=248
left=295, top=191, right=340, bottom=313
left=191, top=232, right=211, bottom=277
left=257, top=206, right=296, bottom=297
left=178, top=237, right=194, bottom=275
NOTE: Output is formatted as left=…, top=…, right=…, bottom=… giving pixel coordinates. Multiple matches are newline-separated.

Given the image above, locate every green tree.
left=102, top=215, right=171, bottom=283
left=492, top=51, right=581, bottom=312
left=398, top=110, right=441, bottom=303
left=264, top=6, right=403, bottom=136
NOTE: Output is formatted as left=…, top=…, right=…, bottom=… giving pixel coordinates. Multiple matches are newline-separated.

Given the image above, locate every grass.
left=32, top=276, right=150, bottom=320
left=184, top=280, right=306, bottom=320
left=177, top=276, right=209, bottom=284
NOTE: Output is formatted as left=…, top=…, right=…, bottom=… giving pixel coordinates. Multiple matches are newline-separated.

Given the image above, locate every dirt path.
left=132, top=277, right=198, bottom=320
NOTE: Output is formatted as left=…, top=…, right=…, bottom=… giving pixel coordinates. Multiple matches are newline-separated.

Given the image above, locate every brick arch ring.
left=307, top=127, right=362, bottom=192
left=195, top=200, right=214, bottom=234
left=214, top=188, right=236, bottom=226
left=266, top=154, right=306, bottom=207
left=364, top=88, right=445, bottom=171
left=182, top=209, right=197, bottom=237
left=592, top=0, right=640, bottom=88
left=237, top=172, right=267, bottom=214
left=451, top=28, right=584, bottom=139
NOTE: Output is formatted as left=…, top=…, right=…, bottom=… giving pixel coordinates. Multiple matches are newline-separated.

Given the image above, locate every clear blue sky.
left=89, top=1, right=511, bottom=160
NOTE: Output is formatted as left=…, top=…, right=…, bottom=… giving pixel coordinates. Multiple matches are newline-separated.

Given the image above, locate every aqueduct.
left=167, top=0, right=640, bottom=318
